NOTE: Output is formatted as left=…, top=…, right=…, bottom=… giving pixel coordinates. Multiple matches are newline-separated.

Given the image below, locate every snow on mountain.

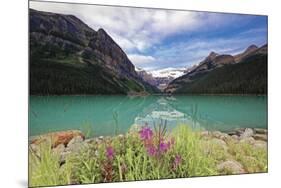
left=148, top=67, right=187, bottom=79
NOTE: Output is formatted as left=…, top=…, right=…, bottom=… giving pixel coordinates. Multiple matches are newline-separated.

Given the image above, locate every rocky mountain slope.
left=165, top=44, right=267, bottom=94
left=29, top=9, right=159, bottom=95
left=234, top=45, right=258, bottom=63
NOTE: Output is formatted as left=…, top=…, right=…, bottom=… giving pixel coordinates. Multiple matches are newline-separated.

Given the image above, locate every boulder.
left=66, top=140, right=89, bottom=153
left=84, top=138, right=97, bottom=144
left=227, top=131, right=238, bottom=136
left=240, top=128, right=254, bottom=139
left=253, top=134, right=267, bottom=141
left=231, top=135, right=239, bottom=140
left=53, top=144, right=66, bottom=155
left=60, top=151, right=72, bottom=164
left=118, top=134, right=125, bottom=140
left=239, top=137, right=256, bottom=145
left=67, top=136, right=84, bottom=147
left=217, top=160, right=245, bottom=174
left=211, top=138, right=228, bottom=151
left=31, top=130, right=85, bottom=148
left=234, top=128, right=246, bottom=136
left=254, top=128, right=267, bottom=134
left=29, top=143, right=40, bottom=158
left=212, top=131, right=229, bottom=140
left=253, top=140, right=267, bottom=149
left=224, top=135, right=239, bottom=144
left=200, top=131, right=210, bottom=137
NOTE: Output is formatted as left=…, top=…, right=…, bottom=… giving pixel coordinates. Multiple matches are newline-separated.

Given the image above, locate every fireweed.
left=101, top=145, right=115, bottom=182
left=29, top=124, right=267, bottom=186
left=138, top=123, right=177, bottom=158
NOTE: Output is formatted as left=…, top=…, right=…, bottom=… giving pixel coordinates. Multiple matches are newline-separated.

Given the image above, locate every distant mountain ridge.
left=30, top=9, right=159, bottom=95
left=136, top=67, right=186, bottom=90
left=234, top=45, right=258, bottom=63
left=165, top=44, right=267, bottom=94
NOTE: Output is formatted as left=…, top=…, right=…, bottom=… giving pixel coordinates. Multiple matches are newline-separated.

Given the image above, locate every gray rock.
left=254, top=128, right=267, bottom=134
left=84, top=138, right=97, bottom=144
left=200, top=131, right=210, bottom=137
left=212, top=131, right=229, bottom=141
left=240, top=128, right=254, bottom=139
left=212, top=131, right=222, bottom=138
left=227, top=131, right=238, bottom=136
left=231, top=135, right=239, bottom=140
left=253, top=134, right=267, bottom=141
left=66, top=141, right=89, bottom=153
left=234, top=128, right=246, bottom=136
left=253, top=140, right=267, bottom=149
left=224, top=135, right=239, bottom=144
left=58, top=151, right=72, bottom=164
left=67, top=136, right=84, bottom=147
left=217, top=160, right=245, bottom=174
left=29, top=144, right=40, bottom=158
left=239, top=137, right=256, bottom=145
left=53, top=144, right=66, bottom=155
left=211, top=138, right=228, bottom=151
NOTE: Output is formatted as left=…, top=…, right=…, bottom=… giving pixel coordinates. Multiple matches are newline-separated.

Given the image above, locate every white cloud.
left=29, top=1, right=216, bottom=52
left=128, top=54, right=156, bottom=65
left=29, top=1, right=267, bottom=71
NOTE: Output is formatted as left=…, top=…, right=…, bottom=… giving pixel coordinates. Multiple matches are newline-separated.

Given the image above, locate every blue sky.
left=30, top=1, right=268, bottom=71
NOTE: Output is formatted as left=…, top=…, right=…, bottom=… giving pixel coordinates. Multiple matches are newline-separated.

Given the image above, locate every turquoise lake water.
left=29, top=95, right=267, bottom=137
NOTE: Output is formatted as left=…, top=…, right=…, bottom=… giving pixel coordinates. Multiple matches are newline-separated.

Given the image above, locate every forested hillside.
left=173, top=54, right=267, bottom=94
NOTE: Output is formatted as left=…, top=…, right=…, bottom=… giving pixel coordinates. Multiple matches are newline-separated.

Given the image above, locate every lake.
left=29, top=95, right=267, bottom=137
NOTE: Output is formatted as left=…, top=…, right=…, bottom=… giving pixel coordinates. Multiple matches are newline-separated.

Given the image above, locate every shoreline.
left=29, top=127, right=268, bottom=146
left=29, top=126, right=267, bottom=186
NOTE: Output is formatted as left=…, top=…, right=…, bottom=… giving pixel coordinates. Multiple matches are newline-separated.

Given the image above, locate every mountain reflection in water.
left=29, top=95, right=267, bottom=136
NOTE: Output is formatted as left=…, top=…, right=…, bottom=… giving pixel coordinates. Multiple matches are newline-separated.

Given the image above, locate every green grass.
left=227, top=140, right=268, bottom=172
left=29, top=141, right=71, bottom=187
left=29, top=124, right=267, bottom=187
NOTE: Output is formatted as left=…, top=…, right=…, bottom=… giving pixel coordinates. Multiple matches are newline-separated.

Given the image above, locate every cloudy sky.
left=30, top=1, right=268, bottom=71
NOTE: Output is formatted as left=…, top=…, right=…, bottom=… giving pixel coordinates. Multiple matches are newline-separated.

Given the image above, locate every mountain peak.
left=208, top=51, right=219, bottom=58
left=245, top=44, right=258, bottom=53
left=209, top=51, right=218, bottom=56
left=205, top=51, right=219, bottom=62
left=97, top=28, right=109, bottom=37
left=98, top=28, right=106, bottom=33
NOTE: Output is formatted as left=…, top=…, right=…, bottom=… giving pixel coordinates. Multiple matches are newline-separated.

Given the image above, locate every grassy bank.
left=29, top=125, right=267, bottom=187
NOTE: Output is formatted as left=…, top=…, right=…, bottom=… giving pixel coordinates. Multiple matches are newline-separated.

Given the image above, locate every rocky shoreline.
left=29, top=127, right=267, bottom=174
